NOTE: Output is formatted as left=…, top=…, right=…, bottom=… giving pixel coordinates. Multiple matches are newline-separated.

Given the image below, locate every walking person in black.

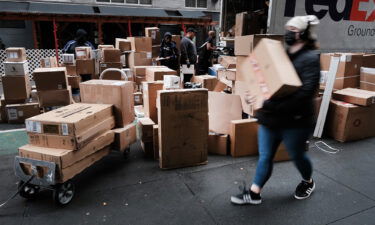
left=197, top=31, right=217, bottom=75
left=180, top=28, right=197, bottom=83
left=158, top=32, right=179, bottom=71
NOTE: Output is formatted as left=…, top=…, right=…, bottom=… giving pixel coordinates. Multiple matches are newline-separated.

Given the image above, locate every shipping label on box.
left=6, top=103, right=40, bottom=124
left=4, top=61, right=29, bottom=76
left=164, top=75, right=181, bottom=89
left=62, top=54, right=75, bottom=65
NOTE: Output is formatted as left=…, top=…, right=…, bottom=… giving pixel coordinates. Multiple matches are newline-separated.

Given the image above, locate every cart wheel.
left=123, top=147, right=131, bottom=158
left=53, top=180, right=75, bottom=206
left=18, top=181, right=40, bottom=199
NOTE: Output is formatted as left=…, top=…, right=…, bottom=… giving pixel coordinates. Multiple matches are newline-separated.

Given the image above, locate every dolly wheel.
left=53, top=180, right=75, bottom=206
left=18, top=181, right=40, bottom=200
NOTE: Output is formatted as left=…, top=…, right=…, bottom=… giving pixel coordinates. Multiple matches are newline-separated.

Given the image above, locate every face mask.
left=285, top=30, right=297, bottom=46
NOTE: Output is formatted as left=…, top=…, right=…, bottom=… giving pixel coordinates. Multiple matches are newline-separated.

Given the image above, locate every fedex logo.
left=284, top=0, right=375, bottom=22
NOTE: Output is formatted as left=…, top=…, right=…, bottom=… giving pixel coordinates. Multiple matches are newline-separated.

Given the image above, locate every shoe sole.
left=294, top=183, right=316, bottom=200
left=230, top=196, right=262, bottom=205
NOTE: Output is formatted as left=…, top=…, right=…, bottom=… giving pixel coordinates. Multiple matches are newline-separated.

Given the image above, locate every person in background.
left=180, top=28, right=197, bottom=83
left=63, top=29, right=95, bottom=54
left=158, top=32, right=179, bottom=71
left=231, top=15, right=321, bottom=205
left=197, top=30, right=217, bottom=75
left=0, top=37, right=5, bottom=50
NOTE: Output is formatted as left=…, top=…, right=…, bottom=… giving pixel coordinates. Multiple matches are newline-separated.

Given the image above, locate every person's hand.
left=244, top=91, right=256, bottom=105
left=165, top=56, right=171, bottom=60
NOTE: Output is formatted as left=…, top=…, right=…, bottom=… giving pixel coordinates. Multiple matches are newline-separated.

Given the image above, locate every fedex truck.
left=268, top=0, right=375, bottom=52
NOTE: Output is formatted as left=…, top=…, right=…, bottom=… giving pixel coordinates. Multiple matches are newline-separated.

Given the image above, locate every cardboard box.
left=326, top=100, right=375, bottom=142
left=76, top=59, right=95, bottom=75
left=320, top=53, right=332, bottom=71
left=20, top=130, right=114, bottom=169
left=235, top=12, right=251, bottom=36
left=37, top=88, right=72, bottom=108
left=192, top=75, right=226, bottom=92
left=98, top=45, right=114, bottom=50
left=6, top=47, right=26, bottom=62
left=230, top=119, right=258, bottom=157
left=6, top=103, right=40, bottom=124
left=65, top=65, right=77, bottom=76
left=1, top=75, right=31, bottom=101
left=127, top=37, right=152, bottom=53
left=4, top=61, right=29, bottom=76
left=28, top=116, right=115, bottom=150
left=234, top=81, right=252, bottom=115
left=362, top=54, right=375, bottom=68
left=115, top=38, right=132, bottom=52
left=68, top=75, right=81, bottom=89
left=208, top=133, right=228, bottom=155
left=75, top=47, right=92, bottom=60
left=142, top=81, right=164, bottom=123
left=360, top=82, right=375, bottom=92
left=153, top=124, right=159, bottom=160
left=145, top=67, right=177, bottom=82
left=100, top=69, right=125, bottom=80
left=220, top=56, right=236, bottom=69
left=62, top=54, right=75, bottom=65
left=134, top=92, right=143, bottom=106
left=208, top=92, right=242, bottom=134
left=102, top=48, right=121, bottom=63
left=80, top=80, right=134, bottom=127
left=334, top=75, right=360, bottom=90
left=33, top=67, right=68, bottom=91
left=132, top=66, right=166, bottom=85
left=333, top=88, right=375, bottom=106
left=1, top=97, right=7, bottom=122
left=145, top=27, right=161, bottom=45
left=113, top=123, right=136, bottom=152
left=158, top=89, right=208, bottom=169
left=237, top=38, right=302, bottom=109
left=321, top=53, right=363, bottom=78
left=26, top=103, right=113, bottom=137
left=152, top=45, right=160, bottom=58
left=235, top=35, right=283, bottom=56
left=360, top=67, right=375, bottom=91
left=99, top=62, right=122, bottom=74
left=163, top=75, right=181, bottom=89
left=127, top=52, right=152, bottom=68
left=138, top=117, right=155, bottom=157
left=217, top=69, right=236, bottom=81
left=40, top=57, right=58, bottom=68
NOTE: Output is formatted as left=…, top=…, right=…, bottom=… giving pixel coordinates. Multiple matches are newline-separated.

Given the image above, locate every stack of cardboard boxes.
left=99, top=46, right=122, bottom=75
left=126, top=36, right=153, bottom=69
left=75, top=47, right=96, bottom=80
left=19, top=103, right=115, bottom=182
left=1, top=48, right=40, bottom=123
left=145, top=27, right=161, bottom=59
left=61, top=53, right=81, bottom=96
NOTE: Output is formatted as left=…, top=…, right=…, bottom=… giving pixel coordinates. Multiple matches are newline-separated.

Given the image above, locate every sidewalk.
left=0, top=128, right=374, bottom=225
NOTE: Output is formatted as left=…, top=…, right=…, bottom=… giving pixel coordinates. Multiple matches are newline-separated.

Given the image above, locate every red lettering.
left=350, top=0, right=369, bottom=21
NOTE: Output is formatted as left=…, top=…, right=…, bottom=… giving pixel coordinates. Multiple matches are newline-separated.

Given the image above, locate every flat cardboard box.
left=25, top=103, right=113, bottom=137
left=115, top=38, right=132, bottom=52
left=67, top=75, right=81, bottom=89
left=217, top=69, right=236, bottom=81
left=220, top=56, right=236, bottom=69
left=76, top=59, right=95, bottom=75
left=6, top=103, right=40, bottom=124
left=326, top=100, right=375, bottom=142
left=99, top=62, right=122, bottom=74
left=138, top=117, right=155, bottom=142
left=235, top=35, right=283, bottom=56
left=158, top=89, right=208, bottom=169
left=192, top=75, right=226, bottom=92
left=145, top=27, right=161, bottom=45
left=208, top=133, right=228, bottom=155
left=75, top=47, right=92, bottom=60
left=65, top=65, right=77, bottom=76
left=334, top=75, right=359, bottom=90
left=37, top=88, right=72, bottom=108
left=134, top=92, right=143, bottom=106
left=127, top=52, right=152, bottom=68
left=235, top=12, right=251, bottom=36
left=208, top=92, right=242, bottom=135
left=40, top=57, right=58, bottom=68
left=33, top=67, right=68, bottom=91
left=4, top=61, right=29, bottom=76
left=20, top=131, right=114, bottom=169
left=6, top=47, right=26, bottom=62
left=127, top=37, right=152, bottom=53
left=102, top=48, right=121, bottom=63
left=237, top=39, right=302, bottom=109
left=142, top=81, right=164, bottom=123
left=153, top=125, right=159, bottom=160
left=113, top=123, right=136, bottom=152
left=230, top=119, right=258, bottom=157
left=1, top=75, right=31, bottom=101
left=80, top=80, right=134, bottom=127
left=234, top=81, right=252, bottom=115
left=333, top=88, right=375, bottom=106
left=145, top=67, right=177, bottom=81
left=28, top=116, right=115, bottom=150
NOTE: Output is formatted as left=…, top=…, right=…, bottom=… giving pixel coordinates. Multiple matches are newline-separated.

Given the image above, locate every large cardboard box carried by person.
left=208, top=92, right=242, bottom=135
left=158, top=89, right=208, bottom=169
left=360, top=67, right=375, bottom=91
left=102, top=48, right=121, bottom=63
left=76, top=59, right=95, bottom=76
left=230, top=119, right=258, bottom=157
left=142, top=81, right=164, bottom=123
left=80, top=80, right=134, bottom=127
left=112, top=123, right=136, bottom=152
left=4, top=61, right=29, bottom=76
left=1, top=75, right=31, bottom=101
left=6, top=47, right=27, bottom=62
left=115, top=38, right=132, bottom=52
left=235, top=35, right=283, bottom=56
left=333, top=88, right=375, bottom=106
left=37, top=88, right=72, bottom=108
left=145, top=27, right=161, bottom=45
left=145, top=67, right=177, bottom=81
left=6, top=103, right=40, bottom=124
left=237, top=38, right=302, bottom=110
left=33, top=67, right=68, bottom=91
left=208, top=133, right=228, bottom=155
left=192, top=75, right=226, bottom=92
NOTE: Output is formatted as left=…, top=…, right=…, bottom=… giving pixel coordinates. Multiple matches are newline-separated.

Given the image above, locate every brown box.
left=76, top=59, right=95, bottom=75
left=65, top=65, right=77, bottom=76
left=153, top=124, right=159, bottom=160
left=98, top=45, right=114, bottom=50
left=20, top=130, right=114, bottom=169
left=142, top=81, right=164, bottom=123
left=145, top=27, right=161, bottom=45
left=4, top=61, right=29, bottom=76
left=208, top=92, right=242, bottom=135
left=321, top=53, right=363, bottom=78
left=102, top=48, right=121, bottom=63
left=25, top=103, right=113, bottom=137
left=40, top=57, right=58, bottom=68
left=320, top=53, right=332, bottom=71
left=28, top=116, right=115, bottom=150
left=230, top=119, right=258, bottom=157
left=235, top=12, right=251, bottom=36
left=192, top=75, right=226, bottom=92
left=152, top=45, right=160, bottom=58
left=360, top=67, right=375, bottom=91
left=68, top=76, right=81, bottom=89
left=127, top=52, right=152, bottom=68
left=115, top=38, right=132, bottom=52
left=333, top=88, right=375, bottom=106
left=145, top=67, right=177, bottom=81
left=334, top=75, right=360, bottom=90
left=112, top=123, right=136, bottom=152
left=33, top=67, right=68, bottom=91
left=133, top=66, right=166, bottom=85
left=208, top=133, right=228, bottom=155
left=220, top=56, right=236, bottom=69
left=237, top=39, right=302, bottom=109
left=326, top=100, right=375, bottom=142
left=99, top=62, right=122, bottom=74
left=6, top=103, right=40, bottom=124
left=6, top=47, right=26, bottom=62
left=362, top=54, right=375, bottom=68
left=134, top=92, right=143, bottom=106
left=138, top=117, right=155, bottom=157
left=217, top=69, right=236, bottom=81
left=1, top=97, right=7, bottom=122
left=1, top=75, right=31, bottom=101
left=37, top=88, right=72, bottom=108
left=158, top=89, right=208, bottom=169
left=360, top=82, right=375, bottom=91
left=235, top=35, right=283, bottom=56
left=127, top=37, right=152, bottom=53
left=80, top=80, right=134, bottom=127
left=75, top=47, right=92, bottom=60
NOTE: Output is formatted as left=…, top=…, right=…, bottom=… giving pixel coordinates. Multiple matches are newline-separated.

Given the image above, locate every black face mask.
left=285, top=30, right=297, bottom=46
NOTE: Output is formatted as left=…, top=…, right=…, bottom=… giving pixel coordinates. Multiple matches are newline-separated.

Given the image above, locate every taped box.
left=127, top=37, right=152, bottom=53
left=138, top=117, right=155, bottom=157
left=33, top=67, right=68, bottom=91
left=192, top=75, right=227, bottom=92
left=40, top=57, right=58, bottom=68
left=75, top=47, right=92, bottom=60
left=112, top=123, right=136, bottom=152
left=6, top=47, right=27, bottom=62
left=76, top=59, right=95, bottom=76
left=145, top=27, right=161, bottom=45
left=142, top=81, right=164, bottom=123
left=115, top=38, right=132, bottom=52
left=37, top=87, right=72, bottom=108
left=4, top=61, right=29, bottom=76
left=6, top=103, right=40, bottom=124
left=360, top=67, right=375, bottom=92
left=333, top=88, right=375, bottom=106
left=1, top=75, right=31, bottom=101
left=102, top=48, right=121, bottom=63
